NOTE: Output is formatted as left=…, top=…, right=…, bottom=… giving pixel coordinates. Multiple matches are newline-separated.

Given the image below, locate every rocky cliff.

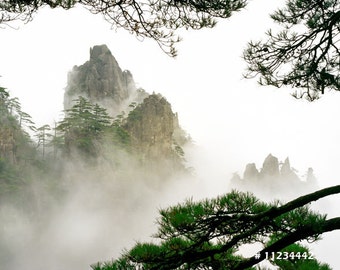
left=63, top=45, right=188, bottom=174
left=0, top=126, right=16, bottom=164
left=0, top=91, right=33, bottom=166
left=64, top=44, right=139, bottom=114
left=123, top=94, right=185, bottom=171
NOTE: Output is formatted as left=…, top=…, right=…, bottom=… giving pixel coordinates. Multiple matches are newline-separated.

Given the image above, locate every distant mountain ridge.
left=230, top=154, right=319, bottom=199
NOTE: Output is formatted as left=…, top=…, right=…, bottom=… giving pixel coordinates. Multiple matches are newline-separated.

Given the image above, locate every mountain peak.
left=89, top=44, right=111, bottom=60
left=260, top=153, right=279, bottom=177
left=64, top=44, right=136, bottom=113
left=62, top=45, right=189, bottom=176
left=230, top=153, right=319, bottom=199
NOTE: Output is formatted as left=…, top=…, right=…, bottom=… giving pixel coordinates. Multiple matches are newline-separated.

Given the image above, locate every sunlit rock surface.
left=123, top=94, right=186, bottom=173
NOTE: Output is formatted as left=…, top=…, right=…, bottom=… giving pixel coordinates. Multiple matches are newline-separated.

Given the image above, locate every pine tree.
left=92, top=186, right=340, bottom=270
left=35, top=124, right=52, bottom=159
left=56, top=96, right=112, bottom=156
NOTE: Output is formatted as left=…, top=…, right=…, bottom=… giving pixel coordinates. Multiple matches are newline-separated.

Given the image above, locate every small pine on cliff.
left=0, top=87, right=39, bottom=199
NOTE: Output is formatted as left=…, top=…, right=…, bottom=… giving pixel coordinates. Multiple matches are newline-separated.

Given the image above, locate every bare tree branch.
left=0, top=0, right=247, bottom=56
left=244, top=0, right=340, bottom=100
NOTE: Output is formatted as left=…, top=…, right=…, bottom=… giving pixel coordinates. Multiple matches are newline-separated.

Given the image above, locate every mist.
left=1, top=134, right=339, bottom=269
left=1, top=1, right=340, bottom=269
left=0, top=145, right=198, bottom=270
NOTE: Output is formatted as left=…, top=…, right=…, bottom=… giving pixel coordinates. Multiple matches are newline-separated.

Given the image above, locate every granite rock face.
left=63, top=45, right=188, bottom=175
left=0, top=115, right=35, bottom=166
left=64, top=44, right=136, bottom=113
left=123, top=94, right=185, bottom=171
left=0, top=127, right=16, bottom=164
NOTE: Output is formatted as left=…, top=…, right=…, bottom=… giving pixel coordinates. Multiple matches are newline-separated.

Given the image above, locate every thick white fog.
left=1, top=0, right=340, bottom=269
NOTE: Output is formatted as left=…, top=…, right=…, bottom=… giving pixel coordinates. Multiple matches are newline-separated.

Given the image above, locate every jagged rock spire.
left=260, top=153, right=279, bottom=177
left=64, top=44, right=136, bottom=112
left=62, top=45, right=188, bottom=177
left=243, top=163, right=259, bottom=179
left=230, top=154, right=319, bottom=200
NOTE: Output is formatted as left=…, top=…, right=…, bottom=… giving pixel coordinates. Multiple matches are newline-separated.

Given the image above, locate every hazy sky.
left=1, top=1, right=340, bottom=268
left=2, top=0, right=340, bottom=183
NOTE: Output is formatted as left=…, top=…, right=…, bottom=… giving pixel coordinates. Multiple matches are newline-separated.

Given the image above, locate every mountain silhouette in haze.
left=230, top=154, right=319, bottom=199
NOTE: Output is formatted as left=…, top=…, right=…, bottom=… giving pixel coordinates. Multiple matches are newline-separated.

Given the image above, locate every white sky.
left=1, top=0, right=340, bottom=183
left=1, top=0, right=340, bottom=268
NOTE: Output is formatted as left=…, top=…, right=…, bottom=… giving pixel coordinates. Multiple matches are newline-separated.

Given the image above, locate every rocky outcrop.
left=0, top=127, right=16, bottom=164
left=0, top=117, right=35, bottom=166
left=230, top=154, right=319, bottom=199
left=243, top=163, right=259, bottom=180
left=260, top=154, right=279, bottom=178
left=64, top=44, right=137, bottom=113
left=280, top=157, right=300, bottom=183
left=123, top=94, right=186, bottom=172
left=63, top=45, right=188, bottom=174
